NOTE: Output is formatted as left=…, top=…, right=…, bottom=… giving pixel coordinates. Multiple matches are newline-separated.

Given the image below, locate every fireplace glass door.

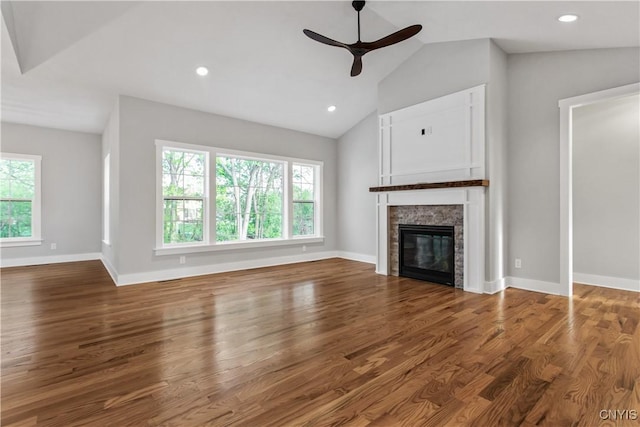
left=399, top=224, right=455, bottom=286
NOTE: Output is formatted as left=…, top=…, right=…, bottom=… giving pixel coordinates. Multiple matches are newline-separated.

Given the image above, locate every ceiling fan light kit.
left=303, top=1, right=422, bottom=77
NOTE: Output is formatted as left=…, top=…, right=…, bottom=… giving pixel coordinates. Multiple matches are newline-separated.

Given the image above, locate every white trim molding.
left=558, top=82, right=640, bottom=297
left=154, top=236, right=325, bottom=256
left=0, top=239, right=43, bottom=248
left=336, top=251, right=376, bottom=265
left=0, top=252, right=101, bottom=268
left=574, top=273, right=639, bottom=293
left=507, top=276, right=560, bottom=295
left=484, top=277, right=506, bottom=294
left=100, top=255, right=119, bottom=285
left=108, top=251, right=341, bottom=286
left=379, top=85, right=485, bottom=186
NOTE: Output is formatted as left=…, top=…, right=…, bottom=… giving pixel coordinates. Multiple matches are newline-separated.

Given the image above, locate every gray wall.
left=0, top=123, right=101, bottom=259
left=337, top=112, right=378, bottom=258
left=116, top=96, right=337, bottom=275
left=378, top=38, right=490, bottom=114
left=573, top=94, right=639, bottom=280
left=507, top=47, right=640, bottom=283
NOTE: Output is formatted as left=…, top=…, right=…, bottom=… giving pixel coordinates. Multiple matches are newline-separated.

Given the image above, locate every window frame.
left=215, top=152, right=286, bottom=243
left=156, top=141, right=211, bottom=249
left=0, top=152, right=42, bottom=247
left=291, top=162, right=322, bottom=238
left=154, top=140, right=323, bottom=255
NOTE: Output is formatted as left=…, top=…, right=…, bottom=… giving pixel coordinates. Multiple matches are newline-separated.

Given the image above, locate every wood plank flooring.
left=1, top=258, right=638, bottom=426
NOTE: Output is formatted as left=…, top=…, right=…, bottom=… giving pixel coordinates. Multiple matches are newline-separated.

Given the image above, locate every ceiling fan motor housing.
left=353, top=1, right=366, bottom=12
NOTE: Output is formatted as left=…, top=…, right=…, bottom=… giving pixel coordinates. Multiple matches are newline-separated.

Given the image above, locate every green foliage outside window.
left=216, top=156, right=283, bottom=241
left=0, top=159, right=35, bottom=238
left=162, top=149, right=206, bottom=244
left=161, top=147, right=317, bottom=245
left=292, top=164, right=315, bottom=236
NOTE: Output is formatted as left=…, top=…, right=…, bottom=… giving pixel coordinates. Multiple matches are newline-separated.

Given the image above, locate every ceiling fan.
left=303, top=1, right=422, bottom=77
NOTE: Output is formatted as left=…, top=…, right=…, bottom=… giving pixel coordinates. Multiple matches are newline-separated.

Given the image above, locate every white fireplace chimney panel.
left=379, top=85, right=485, bottom=185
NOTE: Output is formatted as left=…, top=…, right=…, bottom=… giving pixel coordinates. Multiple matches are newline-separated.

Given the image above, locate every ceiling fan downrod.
left=353, top=1, right=365, bottom=42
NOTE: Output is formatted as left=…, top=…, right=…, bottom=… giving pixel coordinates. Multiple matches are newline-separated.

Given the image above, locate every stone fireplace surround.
left=389, top=205, right=464, bottom=288
left=374, top=185, right=486, bottom=294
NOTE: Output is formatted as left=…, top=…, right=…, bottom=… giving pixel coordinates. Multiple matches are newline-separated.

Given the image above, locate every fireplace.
left=399, top=224, right=455, bottom=286
left=389, top=205, right=464, bottom=288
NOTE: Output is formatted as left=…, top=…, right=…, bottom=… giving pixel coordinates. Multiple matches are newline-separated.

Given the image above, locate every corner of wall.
left=485, top=38, right=509, bottom=285
left=484, top=277, right=506, bottom=294
left=336, top=111, right=378, bottom=258
left=101, top=99, right=121, bottom=273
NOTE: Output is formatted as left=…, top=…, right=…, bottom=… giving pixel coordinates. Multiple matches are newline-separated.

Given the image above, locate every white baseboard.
left=100, top=255, right=119, bottom=285
left=574, top=272, right=639, bottom=292
left=507, top=276, right=560, bottom=295
left=114, top=251, right=341, bottom=286
left=336, top=251, right=376, bottom=264
left=484, top=277, right=506, bottom=294
left=0, top=252, right=101, bottom=268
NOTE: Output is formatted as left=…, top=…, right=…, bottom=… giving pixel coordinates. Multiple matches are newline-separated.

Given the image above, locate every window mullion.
left=285, top=162, right=293, bottom=239
left=209, top=151, right=216, bottom=245
left=315, top=164, right=322, bottom=237
left=163, top=196, right=205, bottom=201
left=156, top=143, right=164, bottom=248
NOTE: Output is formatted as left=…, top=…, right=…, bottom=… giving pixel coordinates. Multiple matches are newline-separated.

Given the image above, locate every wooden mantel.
left=369, top=179, right=489, bottom=193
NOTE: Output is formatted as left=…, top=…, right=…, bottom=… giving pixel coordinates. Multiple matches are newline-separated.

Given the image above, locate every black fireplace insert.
left=399, top=224, right=455, bottom=286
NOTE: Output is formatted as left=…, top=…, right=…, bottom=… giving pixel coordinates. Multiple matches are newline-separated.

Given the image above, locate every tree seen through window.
left=292, top=164, right=315, bottom=236
left=162, top=149, right=206, bottom=244
left=216, top=156, right=283, bottom=241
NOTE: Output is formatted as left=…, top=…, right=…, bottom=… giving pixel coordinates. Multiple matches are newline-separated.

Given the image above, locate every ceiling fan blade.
left=364, top=24, right=422, bottom=50
left=303, top=3, right=421, bottom=78
left=350, top=55, right=363, bottom=77
left=303, top=29, right=348, bottom=49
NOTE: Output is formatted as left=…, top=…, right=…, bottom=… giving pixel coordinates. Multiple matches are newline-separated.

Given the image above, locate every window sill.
left=154, top=236, right=324, bottom=256
left=0, top=239, right=43, bottom=248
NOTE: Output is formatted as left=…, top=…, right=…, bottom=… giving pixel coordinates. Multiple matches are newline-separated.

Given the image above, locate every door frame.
left=558, top=82, right=640, bottom=296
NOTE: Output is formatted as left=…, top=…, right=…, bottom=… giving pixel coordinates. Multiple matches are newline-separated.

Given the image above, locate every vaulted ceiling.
left=2, top=1, right=638, bottom=138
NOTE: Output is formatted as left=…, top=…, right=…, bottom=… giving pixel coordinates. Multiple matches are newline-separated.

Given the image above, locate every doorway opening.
left=558, top=82, right=639, bottom=296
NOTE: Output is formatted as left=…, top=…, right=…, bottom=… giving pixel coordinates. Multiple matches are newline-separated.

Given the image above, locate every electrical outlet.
left=515, top=258, right=522, bottom=269
left=50, top=243, right=57, bottom=250
left=179, top=256, right=186, bottom=264
left=302, top=245, right=307, bottom=252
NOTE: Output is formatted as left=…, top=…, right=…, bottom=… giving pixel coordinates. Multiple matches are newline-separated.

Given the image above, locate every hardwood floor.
left=1, top=258, right=638, bottom=426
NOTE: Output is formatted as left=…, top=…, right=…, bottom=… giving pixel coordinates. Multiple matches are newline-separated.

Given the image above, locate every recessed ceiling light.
left=327, top=105, right=336, bottom=112
left=196, top=66, right=209, bottom=76
left=558, top=14, right=578, bottom=23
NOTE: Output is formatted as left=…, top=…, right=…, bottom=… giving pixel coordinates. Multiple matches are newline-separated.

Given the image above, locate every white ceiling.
left=1, top=1, right=638, bottom=139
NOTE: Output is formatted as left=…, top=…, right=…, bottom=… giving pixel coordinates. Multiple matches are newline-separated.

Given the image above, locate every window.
left=155, top=141, right=322, bottom=253
left=0, top=153, right=42, bottom=246
left=161, top=147, right=208, bottom=245
left=216, top=156, right=283, bottom=242
left=292, top=163, right=316, bottom=236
